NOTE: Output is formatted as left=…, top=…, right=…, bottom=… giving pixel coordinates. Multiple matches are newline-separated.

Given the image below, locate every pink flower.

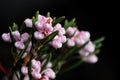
left=14, top=41, right=25, bottom=50
left=75, top=31, right=90, bottom=46
left=78, top=49, right=90, bottom=56
left=37, top=15, right=47, bottom=24
left=21, top=66, right=28, bottom=75
left=2, top=33, right=11, bottom=42
left=31, top=59, right=41, bottom=73
left=41, top=75, right=49, bottom=80
left=35, top=21, right=43, bottom=30
left=24, top=18, right=32, bottom=28
left=84, top=41, right=95, bottom=53
left=31, top=71, right=41, bottom=80
left=12, top=30, right=20, bottom=41
left=42, top=68, right=55, bottom=79
left=67, top=37, right=75, bottom=47
left=66, top=27, right=77, bottom=36
left=21, top=33, right=30, bottom=42
left=34, top=31, right=44, bottom=40
left=43, top=23, right=53, bottom=33
left=50, top=40, right=62, bottom=49
left=53, top=23, right=65, bottom=35
left=42, top=60, right=52, bottom=68
left=23, top=75, right=29, bottom=80
left=82, top=54, right=98, bottom=63
left=78, top=41, right=95, bottom=56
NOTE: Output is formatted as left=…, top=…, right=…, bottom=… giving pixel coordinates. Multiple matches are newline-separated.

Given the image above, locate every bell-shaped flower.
left=67, top=37, right=75, bottom=47
left=66, top=27, right=77, bottom=36
left=14, top=41, right=25, bottom=50
left=53, top=23, right=65, bottom=35
left=21, top=33, right=30, bottom=42
left=2, top=33, right=11, bottom=42
left=31, top=71, right=41, bottom=80
left=42, top=68, right=55, bottom=79
left=82, top=54, right=98, bottom=63
left=24, top=18, right=32, bottom=28
left=23, top=75, right=30, bottom=80
left=34, top=31, right=45, bottom=40
left=12, top=30, right=20, bottom=41
left=21, top=66, right=28, bottom=75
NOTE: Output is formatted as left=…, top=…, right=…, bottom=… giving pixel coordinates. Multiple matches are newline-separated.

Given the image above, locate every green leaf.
left=20, top=22, right=25, bottom=32
left=32, top=16, right=36, bottom=26
left=52, top=16, right=65, bottom=26
left=12, top=22, right=18, bottom=31
left=46, top=12, right=50, bottom=17
left=61, top=59, right=83, bottom=73
left=43, top=31, right=59, bottom=45
left=41, top=53, right=52, bottom=71
left=96, top=43, right=102, bottom=49
left=93, top=37, right=105, bottom=44
left=64, top=18, right=76, bottom=29
left=94, top=49, right=100, bottom=55
left=35, top=11, right=39, bottom=21
left=28, top=61, right=32, bottom=74
left=9, top=27, right=15, bottom=43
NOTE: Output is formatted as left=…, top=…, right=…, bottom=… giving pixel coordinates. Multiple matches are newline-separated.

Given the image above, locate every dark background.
left=0, top=0, right=118, bottom=80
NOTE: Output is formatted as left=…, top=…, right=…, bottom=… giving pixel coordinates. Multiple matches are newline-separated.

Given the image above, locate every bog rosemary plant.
left=1, top=11, right=105, bottom=80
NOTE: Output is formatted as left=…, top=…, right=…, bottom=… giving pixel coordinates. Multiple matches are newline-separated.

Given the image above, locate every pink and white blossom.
left=12, top=30, right=20, bottom=41
left=53, top=23, right=65, bottom=35
left=2, top=33, right=11, bottom=42
left=42, top=68, right=55, bottom=79
left=21, top=33, right=30, bottom=42
left=14, top=41, right=25, bottom=50
left=24, top=18, right=32, bottom=28
left=34, top=31, right=44, bottom=40
left=82, top=54, right=98, bottom=63
left=21, top=66, right=28, bottom=75
left=67, top=37, right=75, bottom=47
left=31, top=71, right=41, bottom=80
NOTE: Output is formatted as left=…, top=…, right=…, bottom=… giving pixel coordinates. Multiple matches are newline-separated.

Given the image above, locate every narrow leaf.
left=46, top=12, right=50, bottom=17
left=93, top=37, right=105, bottom=44
left=12, top=22, right=18, bottom=31
left=41, top=53, right=52, bottom=71
left=35, top=11, right=39, bottom=21
left=61, top=59, right=83, bottom=73
left=64, top=18, right=76, bottom=29
left=43, top=31, right=59, bottom=45
left=9, top=27, right=15, bottom=43
left=52, top=16, right=65, bottom=26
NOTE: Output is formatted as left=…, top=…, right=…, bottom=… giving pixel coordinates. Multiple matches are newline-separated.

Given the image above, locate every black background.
left=0, top=0, right=118, bottom=80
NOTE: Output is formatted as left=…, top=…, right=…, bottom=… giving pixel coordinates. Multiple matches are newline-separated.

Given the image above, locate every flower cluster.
left=1, top=11, right=104, bottom=80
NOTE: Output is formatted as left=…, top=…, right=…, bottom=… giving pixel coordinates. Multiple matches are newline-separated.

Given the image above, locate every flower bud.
left=24, top=18, right=32, bottom=28
left=12, top=30, right=20, bottom=41
left=84, top=41, right=95, bottom=53
left=42, top=68, right=55, bottom=79
left=21, top=66, right=28, bottom=75
left=82, top=54, right=98, bottom=63
left=14, top=41, right=25, bottom=50
left=51, top=40, right=62, bottom=49
left=31, top=71, right=41, bottom=80
left=67, top=38, right=75, bottom=47
left=2, top=33, right=11, bottom=42
left=21, top=33, right=29, bottom=42
left=34, top=31, right=44, bottom=40
left=23, top=75, right=29, bottom=80
left=53, top=23, right=65, bottom=35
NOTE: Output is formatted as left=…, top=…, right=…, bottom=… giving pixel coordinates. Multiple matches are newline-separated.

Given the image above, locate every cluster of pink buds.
left=1, top=12, right=103, bottom=80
